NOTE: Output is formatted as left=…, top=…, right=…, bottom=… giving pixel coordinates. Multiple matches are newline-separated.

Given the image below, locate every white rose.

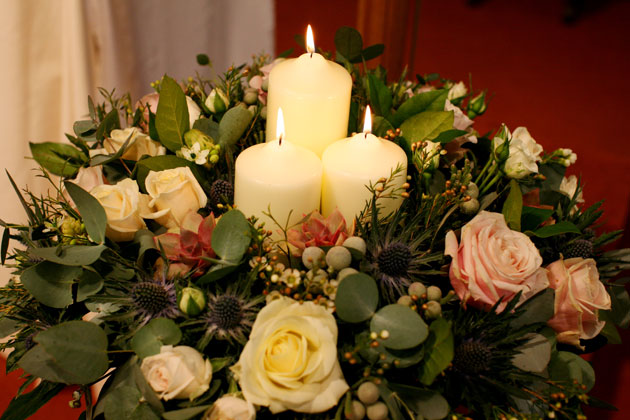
left=90, top=178, right=152, bottom=241
left=494, top=126, right=543, bottom=179
left=140, top=345, right=212, bottom=401
left=559, top=175, right=584, bottom=203
left=186, top=96, right=202, bottom=128
left=104, top=127, right=166, bottom=160
left=145, top=167, right=208, bottom=228
left=447, top=81, right=467, bottom=100
left=203, top=396, right=256, bottom=420
left=445, top=99, right=473, bottom=131
left=231, top=298, right=349, bottom=414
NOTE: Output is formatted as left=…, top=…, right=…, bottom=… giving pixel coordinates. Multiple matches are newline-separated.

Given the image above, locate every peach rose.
left=445, top=211, right=549, bottom=312
left=547, top=258, right=611, bottom=348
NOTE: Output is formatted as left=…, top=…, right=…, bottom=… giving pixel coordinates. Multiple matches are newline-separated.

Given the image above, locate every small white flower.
left=559, top=175, right=584, bottom=203
left=181, top=142, right=210, bottom=165
left=279, top=268, right=301, bottom=288
left=494, top=127, right=543, bottom=179
left=447, top=81, right=468, bottom=101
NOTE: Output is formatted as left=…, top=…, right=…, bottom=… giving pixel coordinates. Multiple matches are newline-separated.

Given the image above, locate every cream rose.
left=64, top=165, right=106, bottom=207
left=445, top=211, right=549, bottom=312
left=104, top=127, right=166, bottom=160
left=231, top=298, right=349, bottom=414
left=547, top=258, right=611, bottom=348
left=145, top=167, right=208, bottom=229
left=203, top=396, right=256, bottom=420
left=494, top=127, right=543, bottom=179
left=447, top=81, right=468, bottom=100
left=90, top=178, right=152, bottom=241
left=186, top=96, right=202, bottom=128
left=140, top=345, right=212, bottom=401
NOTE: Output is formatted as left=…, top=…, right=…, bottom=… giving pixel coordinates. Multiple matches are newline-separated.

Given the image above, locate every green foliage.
left=367, top=74, right=392, bottom=118
left=19, top=321, right=109, bottom=384
left=156, top=75, right=190, bottom=152
left=218, top=105, right=254, bottom=149
left=419, top=318, right=453, bottom=385
left=0, top=381, right=65, bottom=420
left=20, top=262, right=80, bottom=308
left=162, top=406, right=211, bottom=420
left=399, top=111, right=454, bottom=147
left=64, top=181, right=107, bottom=244
left=389, top=383, right=449, bottom=420
left=95, top=108, right=121, bottom=141
left=548, top=351, right=596, bottom=392
left=371, top=304, right=429, bottom=350
left=130, top=318, right=182, bottom=359
left=391, top=89, right=448, bottom=127
left=334, top=273, right=379, bottom=323
left=104, top=386, right=160, bottom=420
left=29, top=142, right=86, bottom=177
left=527, top=221, right=581, bottom=238
left=502, top=179, right=522, bottom=231
left=30, top=244, right=107, bottom=266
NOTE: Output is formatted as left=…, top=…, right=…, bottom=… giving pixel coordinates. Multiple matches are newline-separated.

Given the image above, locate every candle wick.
left=364, top=131, right=370, bottom=139
left=279, top=133, right=283, bottom=146
left=310, top=51, right=313, bottom=58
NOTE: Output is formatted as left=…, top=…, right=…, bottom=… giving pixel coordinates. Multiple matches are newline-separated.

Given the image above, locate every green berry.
left=350, top=400, right=366, bottom=419
left=302, top=247, right=326, bottom=269
left=408, top=282, right=427, bottom=298
left=425, top=300, right=442, bottom=318
left=243, top=88, right=258, bottom=105
left=460, top=198, right=480, bottom=215
left=338, top=267, right=358, bottom=281
left=326, top=246, right=352, bottom=271
left=466, top=182, right=479, bottom=199
left=343, top=236, right=367, bottom=256
left=397, top=295, right=413, bottom=306
left=426, top=286, right=442, bottom=301
left=357, top=381, right=379, bottom=405
left=260, top=106, right=267, bottom=119
left=366, top=402, right=388, bottom=420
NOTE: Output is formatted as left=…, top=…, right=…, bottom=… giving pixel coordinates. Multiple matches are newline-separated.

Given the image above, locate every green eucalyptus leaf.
left=399, top=111, right=454, bottom=147
left=367, top=73, right=392, bottom=118
left=156, top=75, right=189, bottom=152
left=211, top=210, right=251, bottom=262
left=527, top=221, right=581, bottom=238
left=193, top=118, right=219, bottom=141
left=539, top=162, right=566, bottom=192
left=104, top=385, right=160, bottom=420
left=218, top=106, right=253, bottom=149
left=419, top=318, right=453, bottom=385
left=512, top=333, right=552, bottom=373
left=605, top=284, right=630, bottom=328
left=21, top=262, right=81, bottom=308
left=334, top=273, right=379, bottom=323
left=389, top=384, right=449, bottom=420
left=502, top=179, right=522, bottom=231
left=521, top=206, right=554, bottom=232
left=19, top=321, right=109, bottom=384
left=130, top=318, right=182, bottom=359
left=391, top=89, right=449, bottom=127
left=598, top=319, right=621, bottom=344
left=30, top=142, right=84, bottom=177
left=511, top=288, right=555, bottom=328
left=0, top=381, right=65, bottom=420
left=64, top=181, right=107, bottom=243
left=371, top=304, right=429, bottom=350
left=548, top=351, right=595, bottom=392
left=30, top=244, right=107, bottom=266
left=162, top=406, right=211, bottom=420
left=0, top=317, right=21, bottom=338
left=134, top=229, right=158, bottom=264
left=196, top=264, right=238, bottom=284
left=77, top=270, right=104, bottom=301
left=73, top=120, right=97, bottom=137
left=334, top=26, right=363, bottom=61
left=372, top=116, right=394, bottom=138
left=95, top=109, right=121, bottom=141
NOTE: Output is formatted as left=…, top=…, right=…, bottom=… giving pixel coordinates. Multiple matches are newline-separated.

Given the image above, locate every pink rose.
left=546, top=258, right=611, bottom=348
left=445, top=211, right=549, bottom=312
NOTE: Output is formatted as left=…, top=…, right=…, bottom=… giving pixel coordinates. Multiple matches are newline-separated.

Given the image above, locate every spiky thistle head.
left=203, top=290, right=261, bottom=344
left=131, top=279, right=179, bottom=324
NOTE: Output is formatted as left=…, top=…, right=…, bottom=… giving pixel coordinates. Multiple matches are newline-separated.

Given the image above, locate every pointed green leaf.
left=511, top=288, right=555, bottom=328
left=21, top=262, right=81, bottom=308
left=156, top=75, right=189, bottom=152
left=502, top=179, right=522, bottom=231
left=521, top=206, right=554, bottom=232
left=64, top=181, right=107, bottom=243
left=30, top=245, right=107, bottom=266
left=371, top=304, right=429, bottom=350
left=391, top=89, right=449, bottom=127
left=399, top=111, right=454, bottom=147
left=367, top=74, right=392, bottom=118
left=30, top=142, right=84, bottom=177
left=95, top=108, right=121, bottom=141
left=0, top=381, right=65, bottom=420
left=419, top=318, right=453, bottom=385
left=372, top=116, right=394, bottom=138
left=512, top=333, right=552, bottom=373
left=527, top=221, right=581, bottom=238
left=1, top=227, right=9, bottom=264
left=360, top=44, right=385, bottom=61
left=218, top=106, right=253, bottom=149
left=334, top=273, right=379, bottom=323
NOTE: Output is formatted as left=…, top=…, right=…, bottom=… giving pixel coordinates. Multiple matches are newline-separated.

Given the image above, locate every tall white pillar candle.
left=321, top=107, right=407, bottom=224
left=266, top=25, right=352, bottom=157
left=235, top=109, right=322, bottom=239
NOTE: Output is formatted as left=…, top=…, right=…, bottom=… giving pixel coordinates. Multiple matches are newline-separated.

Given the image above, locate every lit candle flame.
left=363, top=105, right=372, bottom=135
left=277, top=107, right=285, bottom=144
left=306, top=25, right=315, bottom=55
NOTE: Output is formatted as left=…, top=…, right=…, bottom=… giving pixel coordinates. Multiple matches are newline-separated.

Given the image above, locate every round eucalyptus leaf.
left=548, top=350, right=595, bottom=392
left=131, top=318, right=182, bottom=359
left=211, top=209, right=251, bottom=263
left=334, top=273, right=378, bottom=323
left=370, top=304, right=429, bottom=350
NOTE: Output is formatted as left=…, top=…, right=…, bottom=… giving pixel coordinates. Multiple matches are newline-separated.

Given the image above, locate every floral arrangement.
left=1, top=26, right=629, bottom=420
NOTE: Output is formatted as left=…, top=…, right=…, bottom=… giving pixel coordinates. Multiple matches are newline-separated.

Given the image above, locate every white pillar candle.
left=321, top=107, right=407, bottom=224
left=266, top=25, right=352, bottom=157
left=235, top=109, right=322, bottom=239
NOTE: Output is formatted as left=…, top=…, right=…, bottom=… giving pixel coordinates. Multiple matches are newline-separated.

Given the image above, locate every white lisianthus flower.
left=494, top=127, right=543, bottom=179
left=90, top=178, right=153, bottom=242
left=186, top=96, right=202, bottom=128
left=180, top=142, right=210, bottom=165
left=104, top=127, right=165, bottom=160
left=202, top=396, right=256, bottom=420
left=231, top=298, right=349, bottom=414
left=559, top=175, right=584, bottom=203
left=447, top=81, right=467, bottom=101
left=140, top=345, right=212, bottom=401
left=145, top=167, right=208, bottom=229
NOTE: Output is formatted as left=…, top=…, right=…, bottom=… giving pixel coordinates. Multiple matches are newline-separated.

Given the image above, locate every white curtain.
left=0, top=0, right=274, bottom=284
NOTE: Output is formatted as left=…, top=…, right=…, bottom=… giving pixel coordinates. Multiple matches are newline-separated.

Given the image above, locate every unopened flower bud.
left=243, top=88, right=258, bottom=105
left=184, top=128, right=214, bottom=148
left=467, top=91, right=487, bottom=118
left=178, top=287, right=206, bottom=317
left=205, top=88, right=229, bottom=113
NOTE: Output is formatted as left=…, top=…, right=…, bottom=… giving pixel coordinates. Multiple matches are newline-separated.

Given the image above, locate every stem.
left=480, top=172, right=501, bottom=196
left=474, top=155, right=494, bottom=185
left=83, top=385, right=93, bottom=420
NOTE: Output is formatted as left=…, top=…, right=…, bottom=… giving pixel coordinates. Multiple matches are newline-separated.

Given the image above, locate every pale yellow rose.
left=231, top=298, right=348, bottom=414
left=140, top=345, right=212, bottom=401
left=104, top=127, right=166, bottom=160
left=145, top=167, right=207, bottom=229
left=203, top=396, right=256, bottom=420
left=90, top=178, right=153, bottom=241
